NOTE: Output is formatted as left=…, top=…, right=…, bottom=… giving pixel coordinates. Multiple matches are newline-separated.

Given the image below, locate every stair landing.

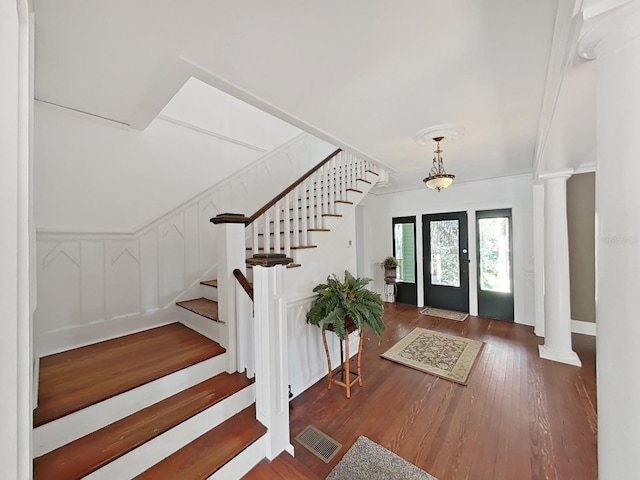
left=34, top=323, right=225, bottom=427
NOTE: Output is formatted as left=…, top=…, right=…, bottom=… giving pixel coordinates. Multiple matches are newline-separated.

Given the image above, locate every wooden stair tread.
left=200, top=279, right=217, bottom=288
left=34, top=372, right=253, bottom=480
left=346, top=188, right=363, bottom=193
left=356, top=178, right=372, bottom=184
left=242, top=451, right=321, bottom=480
left=34, top=323, right=225, bottom=427
left=365, top=169, right=379, bottom=176
left=176, top=298, right=221, bottom=322
left=322, top=213, right=342, bottom=218
left=135, top=405, right=266, bottom=480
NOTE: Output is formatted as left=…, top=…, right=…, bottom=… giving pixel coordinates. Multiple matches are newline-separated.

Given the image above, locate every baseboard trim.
left=571, top=319, right=596, bottom=336
left=36, top=308, right=175, bottom=357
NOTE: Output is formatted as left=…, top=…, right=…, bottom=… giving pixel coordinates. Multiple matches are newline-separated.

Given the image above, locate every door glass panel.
left=430, top=220, right=460, bottom=287
left=393, top=223, right=416, bottom=283
left=478, top=217, right=511, bottom=292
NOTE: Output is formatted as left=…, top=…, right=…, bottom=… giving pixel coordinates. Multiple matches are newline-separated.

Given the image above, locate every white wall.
left=360, top=174, right=535, bottom=326
left=34, top=101, right=302, bottom=232
left=35, top=133, right=337, bottom=355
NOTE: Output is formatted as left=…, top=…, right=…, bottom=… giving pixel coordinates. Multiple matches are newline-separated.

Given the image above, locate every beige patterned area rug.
left=420, top=306, right=469, bottom=322
left=381, top=328, right=483, bottom=385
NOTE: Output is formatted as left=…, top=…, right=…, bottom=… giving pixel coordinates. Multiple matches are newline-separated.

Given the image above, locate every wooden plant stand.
left=321, top=323, right=365, bottom=399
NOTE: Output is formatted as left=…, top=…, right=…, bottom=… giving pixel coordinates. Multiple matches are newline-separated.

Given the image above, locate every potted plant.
left=383, top=256, right=399, bottom=284
left=306, top=270, right=385, bottom=341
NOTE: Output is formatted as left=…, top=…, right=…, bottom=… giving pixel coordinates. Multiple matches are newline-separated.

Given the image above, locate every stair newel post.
left=246, top=254, right=295, bottom=459
left=211, top=213, right=251, bottom=373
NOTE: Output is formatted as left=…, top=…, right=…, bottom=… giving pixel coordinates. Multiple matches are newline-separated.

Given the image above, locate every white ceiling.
left=34, top=0, right=560, bottom=192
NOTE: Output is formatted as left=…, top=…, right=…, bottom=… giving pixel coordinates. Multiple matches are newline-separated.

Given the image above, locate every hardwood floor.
left=289, top=303, right=597, bottom=480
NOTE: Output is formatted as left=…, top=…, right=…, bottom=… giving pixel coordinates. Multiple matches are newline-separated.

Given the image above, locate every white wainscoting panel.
left=35, top=133, right=336, bottom=356
left=287, top=295, right=361, bottom=398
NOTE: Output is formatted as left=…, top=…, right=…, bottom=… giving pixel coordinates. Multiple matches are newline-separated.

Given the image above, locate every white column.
left=0, top=1, right=32, bottom=478
left=251, top=263, right=293, bottom=459
left=579, top=3, right=640, bottom=478
left=212, top=214, right=249, bottom=373
left=538, top=171, right=582, bottom=366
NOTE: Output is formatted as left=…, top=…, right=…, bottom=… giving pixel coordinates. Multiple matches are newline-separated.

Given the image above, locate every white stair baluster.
left=273, top=200, right=281, bottom=254
left=263, top=209, right=271, bottom=254
left=284, top=191, right=291, bottom=257
left=301, top=180, right=308, bottom=246
left=292, top=185, right=300, bottom=248
left=252, top=220, right=259, bottom=256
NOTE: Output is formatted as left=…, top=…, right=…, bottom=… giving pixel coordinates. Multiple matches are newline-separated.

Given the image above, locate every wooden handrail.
left=233, top=269, right=253, bottom=301
left=246, top=148, right=342, bottom=225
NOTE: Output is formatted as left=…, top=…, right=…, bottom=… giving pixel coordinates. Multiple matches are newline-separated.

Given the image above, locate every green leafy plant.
left=383, top=256, right=399, bottom=269
left=306, top=270, right=385, bottom=341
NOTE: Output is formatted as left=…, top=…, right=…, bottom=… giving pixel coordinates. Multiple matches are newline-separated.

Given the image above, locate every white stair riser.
left=177, top=308, right=223, bottom=343
left=200, top=283, right=219, bottom=302
left=84, top=384, right=256, bottom=480
left=33, top=353, right=227, bottom=456
left=208, top=435, right=266, bottom=480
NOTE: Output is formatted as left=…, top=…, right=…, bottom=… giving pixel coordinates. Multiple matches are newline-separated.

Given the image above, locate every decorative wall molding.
left=157, top=114, right=268, bottom=153
left=35, top=134, right=336, bottom=355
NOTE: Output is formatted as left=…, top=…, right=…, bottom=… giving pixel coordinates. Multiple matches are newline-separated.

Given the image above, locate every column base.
left=538, top=344, right=582, bottom=367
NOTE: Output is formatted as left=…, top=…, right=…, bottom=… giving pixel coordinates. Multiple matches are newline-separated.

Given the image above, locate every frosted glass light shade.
left=424, top=174, right=454, bottom=191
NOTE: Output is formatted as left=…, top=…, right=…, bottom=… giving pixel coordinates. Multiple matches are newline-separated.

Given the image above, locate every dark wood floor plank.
left=35, top=323, right=225, bottom=427
left=34, top=372, right=252, bottom=480
left=289, top=303, right=597, bottom=480
left=135, top=405, right=266, bottom=480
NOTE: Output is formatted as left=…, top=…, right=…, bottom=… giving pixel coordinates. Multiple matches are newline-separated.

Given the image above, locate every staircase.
left=33, top=149, right=379, bottom=479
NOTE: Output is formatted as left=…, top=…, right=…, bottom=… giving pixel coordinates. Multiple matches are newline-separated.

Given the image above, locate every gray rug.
left=326, top=436, right=437, bottom=480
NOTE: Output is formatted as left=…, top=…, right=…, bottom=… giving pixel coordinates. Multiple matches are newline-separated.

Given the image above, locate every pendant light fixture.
left=423, top=136, right=455, bottom=191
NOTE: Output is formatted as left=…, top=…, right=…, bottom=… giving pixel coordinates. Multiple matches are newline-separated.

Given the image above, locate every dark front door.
left=476, top=208, right=514, bottom=322
left=422, top=212, right=469, bottom=312
left=392, top=216, right=417, bottom=305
